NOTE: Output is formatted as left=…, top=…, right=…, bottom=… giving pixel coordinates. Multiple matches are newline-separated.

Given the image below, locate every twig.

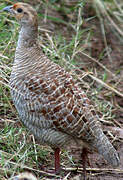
left=88, top=74, right=123, bottom=97
left=94, top=0, right=123, bottom=36
left=0, top=158, right=61, bottom=178
left=71, top=7, right=83, bottom=61
left=94, top=3, right=113, bottom=63
left=80, top=52, right=116, bottom=78
left=63, top=167, right=123, bottom=173
left=32, top=135, right=38, bottom=161
left=113, top=0, right=123, bottom=14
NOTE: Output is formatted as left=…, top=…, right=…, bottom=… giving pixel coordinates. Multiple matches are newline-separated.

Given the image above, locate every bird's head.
left=3, top=3, right=38, bottom=27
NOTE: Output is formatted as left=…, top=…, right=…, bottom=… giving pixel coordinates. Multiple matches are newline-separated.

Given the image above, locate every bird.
left=3, top=2, right=120, bottom=176
left=13, top=172, right=37, bottom=180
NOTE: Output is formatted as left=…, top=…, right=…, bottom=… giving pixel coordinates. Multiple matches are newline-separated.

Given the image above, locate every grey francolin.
left=3, top=2, right=120, bottom=174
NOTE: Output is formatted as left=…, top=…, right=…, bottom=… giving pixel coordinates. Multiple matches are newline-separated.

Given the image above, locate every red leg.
left=81, top=147, right=89, bottom=180
left=54, top=148, right=60, bottom=174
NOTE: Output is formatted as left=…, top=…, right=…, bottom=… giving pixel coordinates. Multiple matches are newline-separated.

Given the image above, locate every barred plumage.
left=3, top=2, right=120, bottom=173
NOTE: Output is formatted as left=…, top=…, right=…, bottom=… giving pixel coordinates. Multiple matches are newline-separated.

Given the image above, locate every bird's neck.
left=14, top=24, right=39, bottom=65
left=17, top=25, right=38, bottom=48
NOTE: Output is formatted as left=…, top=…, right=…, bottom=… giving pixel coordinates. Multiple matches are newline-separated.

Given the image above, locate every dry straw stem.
left=71, top=7, right=83, bottom=61
left=0, top=53, right=9, bottom=60
left=0, top=157, right=61, bottom=178
left=80, top=52, right=116, bottom=79
left=63, top=167, right=123, bottom=174
left=63, top=172, right=71, bottom=180
left=31, top=134, right=38, bottom=161
left=0, top=134, right=26, bottom=174
left=1, top=155, right=122, bottom=179
left=0, top=65, right=10, bottom=83
left=88, top=74, right=123, bottom=97
left=94, top=1, right=113, bottom=63
left=94, top=0, right=123, bottom=36
left=113, top=0, right=123, bottom=14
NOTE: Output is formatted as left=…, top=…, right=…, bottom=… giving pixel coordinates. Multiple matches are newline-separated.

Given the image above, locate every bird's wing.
left=23, top=60, right=98, bottom=140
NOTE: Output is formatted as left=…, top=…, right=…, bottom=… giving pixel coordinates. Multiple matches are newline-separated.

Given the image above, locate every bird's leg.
left=81, top=147, right=90, bottom=180
left=54, top=147, right=60, bottom=174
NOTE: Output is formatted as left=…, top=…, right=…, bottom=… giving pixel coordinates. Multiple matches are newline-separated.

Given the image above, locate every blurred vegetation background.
left=0, top=0, right=123, bottom=179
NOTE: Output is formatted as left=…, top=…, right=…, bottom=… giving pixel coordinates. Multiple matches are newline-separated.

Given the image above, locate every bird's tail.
left=90, top=120, right=120, bottom=167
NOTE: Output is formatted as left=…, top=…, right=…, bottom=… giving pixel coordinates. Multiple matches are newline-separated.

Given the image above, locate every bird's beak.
left=3, top=5, right=13, bottom=13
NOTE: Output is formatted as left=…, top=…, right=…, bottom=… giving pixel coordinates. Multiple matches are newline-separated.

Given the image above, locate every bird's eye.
left=17, top=8, right=23, bottom=13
